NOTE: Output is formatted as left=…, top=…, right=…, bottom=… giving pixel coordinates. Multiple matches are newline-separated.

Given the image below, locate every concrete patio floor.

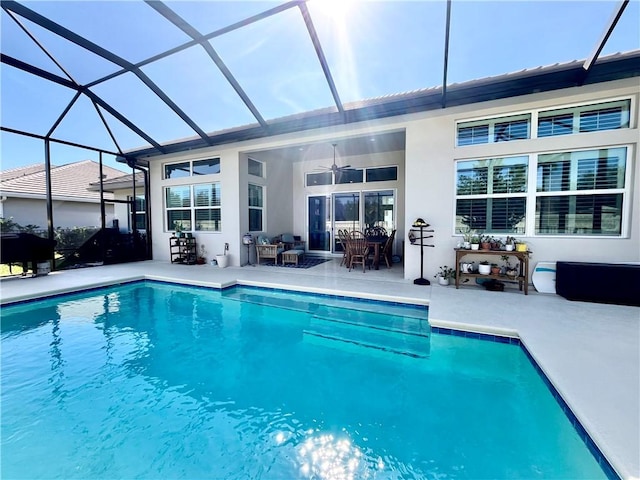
left=1, top=259, right=638, bottom=479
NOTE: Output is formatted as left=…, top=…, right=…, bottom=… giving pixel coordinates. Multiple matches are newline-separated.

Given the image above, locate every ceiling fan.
left=317, top=143, right=352, bottom=175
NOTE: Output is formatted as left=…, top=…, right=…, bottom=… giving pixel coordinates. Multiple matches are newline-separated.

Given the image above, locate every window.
left=248, top=184, right=263, bottom=232
left=336, top=169, right=363, bottom=184
left=165, top=183, right=221, bottom=232
left=193, top=158, right=220, bottom=176
left=364, top=190, right=394, bottom=233
left=457, top=114, right=530, bottom=146
left=366, top=166, right=398, bottom=182
left=248, top=158, right=264, bottom=177
left=535, top=147, right=626, bottom=235
left=455, top=156, right=528, bottom=234
left=306, top=172, right=332, bottom=186
left=164, top=161, right=190, bottom=179
left=128, top=195, right=146, bottom=230
left=538, top=100, right=630, bottom=137
left=164, top=158, right=220, bottom=179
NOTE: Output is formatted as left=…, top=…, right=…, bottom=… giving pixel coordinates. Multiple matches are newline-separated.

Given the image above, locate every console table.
left=454, top=249, right=530, bottom=295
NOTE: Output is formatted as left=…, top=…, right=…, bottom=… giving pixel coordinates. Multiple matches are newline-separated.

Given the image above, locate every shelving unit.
left=170, top=236, right=197, bottom=265
left=454, top=248, right=530, bottom=295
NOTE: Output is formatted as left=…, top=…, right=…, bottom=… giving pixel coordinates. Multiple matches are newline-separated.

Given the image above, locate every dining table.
left=366, top=236, right=388, bottom=270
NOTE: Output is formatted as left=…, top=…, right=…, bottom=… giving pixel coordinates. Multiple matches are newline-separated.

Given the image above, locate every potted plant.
left=460, top=228, right=476, bottom=249
left=434, top=265, right=456, bottom=286
left=505, top=236, right=516, bottom=251
left=490, top=263, right=501, bottom=275
left=173, top=221, right=184, bottom=238
left=502, top=254, right=518, bottom=278
left=480, top=235, right=491, bottom=251
left=470, top=234, right=481, bottom=250
left=478, top=260, right=491, bottom=275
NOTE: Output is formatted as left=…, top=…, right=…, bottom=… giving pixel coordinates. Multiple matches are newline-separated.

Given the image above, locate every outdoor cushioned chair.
left=280, top=233, right=305, bottom=251
left=255, top=234, right=284, bottom=264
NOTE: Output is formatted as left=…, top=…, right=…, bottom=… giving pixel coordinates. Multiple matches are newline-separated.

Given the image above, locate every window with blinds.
left=165, top=183, right=222, bottom=232
left=457, top=114, right=530, bottom=146
left=248, top=184, right=263, bottom=232
left=538, top=100, right=630, bottom=137
left=455, top=156, right=528, bottom=234
left=535, top=147, right=627, bottom=235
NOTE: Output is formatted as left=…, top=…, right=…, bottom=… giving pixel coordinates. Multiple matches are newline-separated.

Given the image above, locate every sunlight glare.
left=297, top=433, right=366, bottom=480
left=311, top=0, right=357, bottom=20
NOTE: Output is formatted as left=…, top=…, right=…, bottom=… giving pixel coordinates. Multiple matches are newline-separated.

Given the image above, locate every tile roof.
left=0, top=160, right=128, bottom=201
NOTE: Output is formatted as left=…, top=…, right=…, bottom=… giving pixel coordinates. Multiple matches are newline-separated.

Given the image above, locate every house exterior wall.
left=145, top=77, right=639, bottom=278
left=404, top=78, right=639, bottom=282
left=151, top=147, right=242, bottom=264
left=2, top=196, right=114, bottom=229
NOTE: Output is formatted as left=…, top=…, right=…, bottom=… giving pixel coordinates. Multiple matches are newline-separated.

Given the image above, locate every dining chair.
left=380, top=229, right=396, bottom=268
left=338, top=229, right=351, bottom=267
left=347, top=231, right=370, bottom=272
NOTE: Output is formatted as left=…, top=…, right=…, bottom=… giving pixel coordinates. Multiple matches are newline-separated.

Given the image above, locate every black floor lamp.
left=409, top=218, right=434, bottom=285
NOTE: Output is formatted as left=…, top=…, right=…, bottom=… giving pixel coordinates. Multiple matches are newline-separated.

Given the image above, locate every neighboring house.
left=88, top=172, right=147, bottom=232
left=0, top=160, right=128, bottom=230
left=123, top=52, right=639, bottom=282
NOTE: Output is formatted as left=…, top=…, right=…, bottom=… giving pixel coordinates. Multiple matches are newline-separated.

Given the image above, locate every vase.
left=470, top=244, right=479, bottom=250
left=478, top=264, right=491, bottom=275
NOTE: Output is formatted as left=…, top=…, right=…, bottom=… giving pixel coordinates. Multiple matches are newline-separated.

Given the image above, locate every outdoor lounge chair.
left=255, top=235, right=285, bottom=265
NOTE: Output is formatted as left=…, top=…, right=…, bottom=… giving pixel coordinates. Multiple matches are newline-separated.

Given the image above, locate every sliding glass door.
left=308, top=196, right=330, bottom=251
left=308, top=190, right=395, bottom=254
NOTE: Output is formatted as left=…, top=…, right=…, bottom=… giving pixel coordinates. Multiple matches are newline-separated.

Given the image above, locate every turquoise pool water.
left=1, top=281, right=610, bottom=479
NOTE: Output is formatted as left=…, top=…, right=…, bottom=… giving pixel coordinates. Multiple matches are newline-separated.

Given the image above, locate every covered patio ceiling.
left=1, top=0, right=639, bottom=165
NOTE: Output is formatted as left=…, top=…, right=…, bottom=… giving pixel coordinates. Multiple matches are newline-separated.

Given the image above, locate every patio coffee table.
left=282, top=249, right=304, bottom=266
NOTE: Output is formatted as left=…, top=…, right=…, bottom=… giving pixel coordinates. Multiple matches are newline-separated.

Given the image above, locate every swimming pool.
left=1, top=281, right=614, bottom=479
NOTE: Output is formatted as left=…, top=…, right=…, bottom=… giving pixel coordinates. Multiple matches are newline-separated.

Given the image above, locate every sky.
left=1, top=0, right=639, bottom=172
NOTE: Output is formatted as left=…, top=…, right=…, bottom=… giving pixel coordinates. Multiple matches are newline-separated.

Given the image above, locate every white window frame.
left=532, top=146, right=630, bottom=237
left=456, top=113, right=531, bottom=146
left=248, top=183, right=264, bottom=232
left=164, top=183, right=222, bottom=233
left=453, top=145, right=631, bottom=238
left=248, top=157, right=265, bottom=178
left=537, top=99, right=631, bottom=138
left=454, top=156, right=529, bottom=235
left=163, top=157, right=221, bottom=180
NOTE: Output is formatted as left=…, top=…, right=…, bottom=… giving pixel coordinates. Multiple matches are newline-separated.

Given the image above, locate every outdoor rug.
left=260, top=258, right=331, bottom=269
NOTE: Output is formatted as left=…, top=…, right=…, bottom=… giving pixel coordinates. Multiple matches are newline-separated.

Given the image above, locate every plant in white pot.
left=434, top=265, right=456, bottom=286
left=478, top=260, right=491, bottom=275
left=470, top=234, right=481, bottom=250
left=216, top=242, right=230, bottom=268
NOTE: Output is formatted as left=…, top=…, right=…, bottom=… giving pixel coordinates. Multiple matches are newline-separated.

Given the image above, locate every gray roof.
left=0, top=160, right=128, bottom=201
left=87, top=171, right=145, bottom=193
left=126, top=49, right=640, bottom=162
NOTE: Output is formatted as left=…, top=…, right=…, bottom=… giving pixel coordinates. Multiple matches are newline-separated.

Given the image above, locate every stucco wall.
left=403, top=78, right=640, bottom=283
left=2, top=197, right=114, bottom=229
left=145, top=76, right=639, bottom=279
